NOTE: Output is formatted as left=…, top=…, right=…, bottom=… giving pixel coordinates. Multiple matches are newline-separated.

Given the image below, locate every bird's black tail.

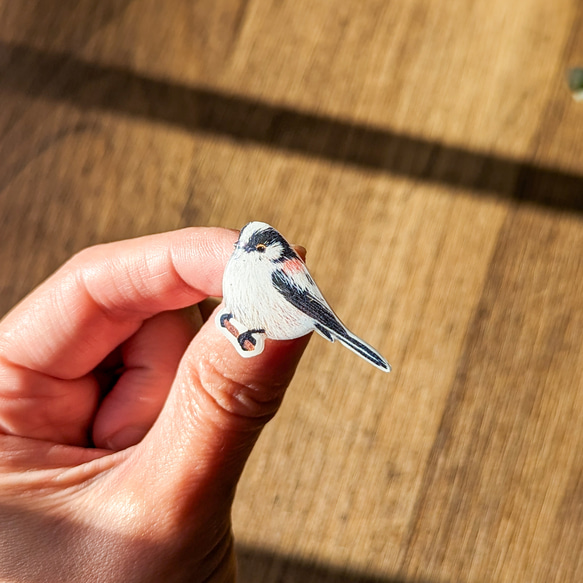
left=315, top=323, right=391, bottom=372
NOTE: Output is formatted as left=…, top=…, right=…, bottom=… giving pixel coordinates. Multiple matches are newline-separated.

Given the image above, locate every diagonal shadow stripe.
left=0, top=40, right=582, bottom=213
left=236, top=544, right=434, bottom=583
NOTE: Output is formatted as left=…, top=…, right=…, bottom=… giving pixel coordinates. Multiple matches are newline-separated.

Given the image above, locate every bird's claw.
left=216, top=308, right=266, bottom=358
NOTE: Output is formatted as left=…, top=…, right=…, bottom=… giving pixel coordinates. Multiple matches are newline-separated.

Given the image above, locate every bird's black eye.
left=256, top=243, right=266, bottom=253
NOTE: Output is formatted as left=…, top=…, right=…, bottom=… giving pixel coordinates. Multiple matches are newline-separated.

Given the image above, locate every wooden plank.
left=401, top=207, right=583, bottom=582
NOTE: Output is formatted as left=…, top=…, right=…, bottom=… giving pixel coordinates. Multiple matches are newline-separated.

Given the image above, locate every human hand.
left=0, top=228, right=309, bottom=582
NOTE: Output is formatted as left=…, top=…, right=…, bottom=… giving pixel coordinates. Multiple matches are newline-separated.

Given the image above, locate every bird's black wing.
left=272, top=269, right=391, bottom=371
left=271, top=270, right=346, bottom=338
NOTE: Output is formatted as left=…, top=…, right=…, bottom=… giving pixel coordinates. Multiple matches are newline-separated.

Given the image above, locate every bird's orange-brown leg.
left=220, top=313, right=265, bottom=352
left=219, top=313, right=240, bottom=338
left=237, top=329, right=265, bottom=352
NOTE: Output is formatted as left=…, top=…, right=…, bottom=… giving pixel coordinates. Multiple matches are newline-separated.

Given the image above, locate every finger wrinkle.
left=192, top=354, right=285, bottom=423
left=76, top=274, right=143, bottom=326
left=75, top=252, right=199, bottom=322
left=0, top=356, right=66, bottom=385
left=185, top=376, right=278, bottom=438
left=166, top=245, right=207, bottom=307
left=168, top=227, right=235, bottom=297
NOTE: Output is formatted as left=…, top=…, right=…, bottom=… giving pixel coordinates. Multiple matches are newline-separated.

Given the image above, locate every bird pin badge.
left=216, top=222, right=391, bottom=372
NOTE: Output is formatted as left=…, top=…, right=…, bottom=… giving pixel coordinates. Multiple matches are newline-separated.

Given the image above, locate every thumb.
left=130, top=310, right=310, bottom=507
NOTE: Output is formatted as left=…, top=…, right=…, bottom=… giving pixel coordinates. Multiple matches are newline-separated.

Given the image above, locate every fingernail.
left=105, top=426, right=148, bottom=450
left=292, top=245, right=307, bottom=261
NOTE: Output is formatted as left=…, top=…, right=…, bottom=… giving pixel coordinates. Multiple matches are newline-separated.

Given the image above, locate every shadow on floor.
left=236, top=545, right=435, bottom=583
left=1, top=40, right=582, bottom=214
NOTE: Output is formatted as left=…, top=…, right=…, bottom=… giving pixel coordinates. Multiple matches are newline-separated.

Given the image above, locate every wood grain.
left=0, top=1, right=582, bottom=582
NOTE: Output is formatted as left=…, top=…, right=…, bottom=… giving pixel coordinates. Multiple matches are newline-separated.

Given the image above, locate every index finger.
left=0, top=228, right=237, bottom=379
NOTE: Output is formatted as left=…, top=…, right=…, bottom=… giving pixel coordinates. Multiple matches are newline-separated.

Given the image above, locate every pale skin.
left=0, top=228, right=309, bottom=583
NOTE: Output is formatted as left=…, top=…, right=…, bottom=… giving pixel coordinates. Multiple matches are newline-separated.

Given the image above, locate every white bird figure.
left=216, top=222, right=391, bottom=372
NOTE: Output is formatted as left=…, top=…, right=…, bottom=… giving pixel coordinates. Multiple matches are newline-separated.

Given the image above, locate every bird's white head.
left=235, top=222, right=298, bottom=263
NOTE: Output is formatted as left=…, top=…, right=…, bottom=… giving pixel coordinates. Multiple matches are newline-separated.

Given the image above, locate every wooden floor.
left=1, top=2, right=583, bottom=581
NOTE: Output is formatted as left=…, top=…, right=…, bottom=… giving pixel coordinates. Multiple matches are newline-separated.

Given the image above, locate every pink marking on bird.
left=282, top=258, right=305, bottom=275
